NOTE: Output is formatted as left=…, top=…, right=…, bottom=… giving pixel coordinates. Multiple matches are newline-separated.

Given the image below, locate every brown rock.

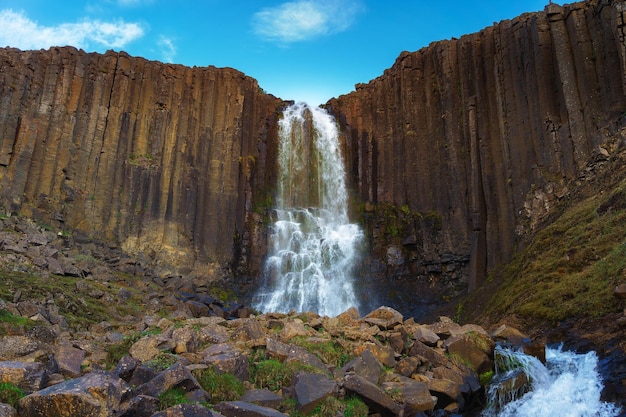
left=129, top=335, right=175, bottom=362
left=362, top=306, right=403, bottom=330
left=213, top=401, right=289, bottom=417
left=55, top=345, right=86, bottom=378
left=428, top=378, right=463, bottom=409
left=0, top=361, right=47, bottom=393
left=150, top=403, right=221, bottom=416
left=614, top=283, right=626, bottom=299
left=18, top=371, right=128, bottom=417
left=203, top=349, right=250, bottom=381
left=0, top=403, right=17, bottom=417
left=381, top=375, right=437, bottom=414
left=341, top=350, right=383, bottom=384
left=293, top=373, right=337, bottom=414
left=444, top=333, right=495, bottom=374
left=0, top=336, right=40, bottom=360
left=394, top=356, right=421, bottom=378
left=172, top=327, right=203, bottom=354
left=240, top=389, right=283, bottom=409
left=412, top=325, right=440, bottom=347
left=343, top=373, right=403, bottom=416
left=133, top=362, right=204, bottom=399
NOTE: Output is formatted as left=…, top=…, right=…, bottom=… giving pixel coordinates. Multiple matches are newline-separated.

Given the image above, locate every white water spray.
left=252, top=103, right=363, bottom=317
left=484, top=345, right=622, bottom=417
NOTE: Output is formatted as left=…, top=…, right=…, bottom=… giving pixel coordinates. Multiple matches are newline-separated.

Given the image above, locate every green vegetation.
left=158, top=387, right=190, bottom=410
left=0, top=382, right=25, bottom=408
left=290, top=336, right=354, bottom=367
left=277, top=396, right=368, bottom=417
left=479, top=370, right=494, bottom=385
left=105, top=328, right=162, bottom=368
left=144, top=353, right=178, bottom=372
left=128, top=153, right=155, bottom=168
left=192, top=367, right=244, bottom=403
left=250, top=358, right=325, bottom=391
left=0, top=309, right=37, bottom=335
left=484, top=182, right=626, bottom=323
left=0, top=269, right=147, bottom=330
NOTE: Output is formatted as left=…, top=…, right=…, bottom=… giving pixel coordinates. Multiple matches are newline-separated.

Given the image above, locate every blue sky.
left=0, top=0, right=549, bottom=105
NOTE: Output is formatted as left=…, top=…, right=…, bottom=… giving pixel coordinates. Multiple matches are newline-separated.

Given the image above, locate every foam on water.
left=251, top=103, right=363, bottom=317
left=485, top=345, right=622, bottom=417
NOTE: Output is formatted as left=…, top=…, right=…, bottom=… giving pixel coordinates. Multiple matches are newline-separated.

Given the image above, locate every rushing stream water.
left=484, top=345, right=622, bottom=417
left=251, top=103, right=363, bottom=317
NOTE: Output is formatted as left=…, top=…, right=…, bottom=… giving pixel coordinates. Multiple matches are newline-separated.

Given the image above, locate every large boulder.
left=293, top=373, right=337, bottom=414
left=381, top=375, right=437, bottom=414
left=132, top=362, right=204, bottom=400
left=0, top=361, right=48, bottom=393
left=343, top=374, right=403, bottom=416
left=18, top=371, right=129, bottom=417
left=444, top=332, right=495, bottom=374
left=362, top=307, right=403, bottom=330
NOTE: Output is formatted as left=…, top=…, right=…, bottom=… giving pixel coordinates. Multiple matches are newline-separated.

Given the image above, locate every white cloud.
left=158, top=35, right=176, bottom=63
left=0, top=9, right=144, bottom=51
left=252, top=0, right=361, bottom=43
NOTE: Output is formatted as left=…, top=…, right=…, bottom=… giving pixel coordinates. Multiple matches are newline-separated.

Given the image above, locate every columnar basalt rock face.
left=328, top=0, right=626, bottom=293
left=0, top=47, right=285, bottom=278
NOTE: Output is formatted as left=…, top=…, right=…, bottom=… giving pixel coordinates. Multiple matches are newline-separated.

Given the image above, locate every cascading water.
left=484, top=345, right=622, bottom=417
left=252, top=102, right=363, bottom=317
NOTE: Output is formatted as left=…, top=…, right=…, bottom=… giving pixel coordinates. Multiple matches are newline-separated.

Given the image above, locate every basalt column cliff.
left=0, top=47, right=285, bottom=279
left=328, top=0, right=626, bottom=299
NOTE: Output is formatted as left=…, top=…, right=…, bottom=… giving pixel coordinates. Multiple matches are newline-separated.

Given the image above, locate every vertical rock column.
left=0, top=47, right=284, bottom=277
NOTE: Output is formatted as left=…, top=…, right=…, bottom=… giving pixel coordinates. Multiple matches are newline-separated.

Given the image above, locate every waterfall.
left=484, top=345, right=622, bottom=417
left=252, top=102, right=364, bottom=317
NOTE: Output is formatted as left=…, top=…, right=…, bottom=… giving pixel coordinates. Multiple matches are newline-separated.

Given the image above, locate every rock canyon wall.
left=0, top=47, right=285, bottom=280
left=0, top=1, right=625, bottom=307
left=328, top=0, right=626, bottom=303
